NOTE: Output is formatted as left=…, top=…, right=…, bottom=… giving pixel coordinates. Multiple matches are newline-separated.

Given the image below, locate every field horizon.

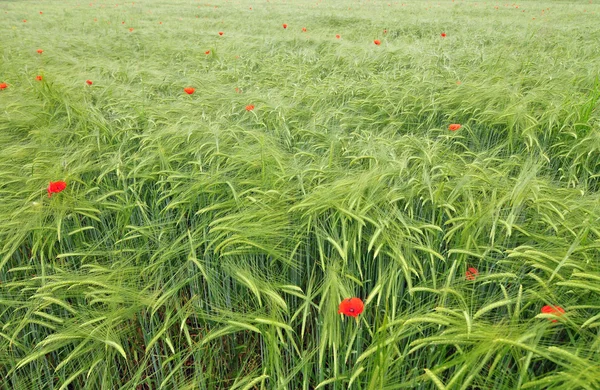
left=1, top=0, right=600, bottom=389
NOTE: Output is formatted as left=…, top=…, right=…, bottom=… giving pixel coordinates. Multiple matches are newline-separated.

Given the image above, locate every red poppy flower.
left=36, top=75, right=43, bottom=81
left=282, top=23, right=287, bottom=29
left=184, top=87, right=195, bottom=95
left=47, top=181, right=67, bottom=197
left=441, top=32, right=447, bottom=37
left=384, top=29, right=387, bottom=34
left=465, top=267, right=478, bottom=281
left=40, top=11, right=43, bottom=14
left=302, top=27, right=307, bottom=32
left=448, top=123, right=461, bottom=131
left=245, top=104, right=255, bottom=111
left=23, top=19, right=27, bottom=22
left=37, top=49, right=43, bottom=54
left=235, top=87, right=242, bottom=93
left=541, top=305, right=565, bottom=323
left=335, top=34, right=341, bottom=39
left=86, top=80, right=93, bottom=85
left=374, top=39, right=381, bottom=45
left=205, top=50, right=210, bottom=55
left=218, top=31, right=224, bottom=36
left=0, top=83, right=7, bottom=90
left=129, top=27, right=134, bottom=32
left=338, top=298, right=364, bottom=318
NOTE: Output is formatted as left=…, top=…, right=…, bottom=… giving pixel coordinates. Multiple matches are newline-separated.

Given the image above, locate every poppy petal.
left=338, top=297, right=364, bottom=317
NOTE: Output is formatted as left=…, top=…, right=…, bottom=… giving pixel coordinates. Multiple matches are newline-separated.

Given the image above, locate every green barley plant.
left=1, top=0, right=600, bottom=388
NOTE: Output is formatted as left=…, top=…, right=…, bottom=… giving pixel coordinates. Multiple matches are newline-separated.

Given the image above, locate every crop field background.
left=1, top=0, right=600, bottom=389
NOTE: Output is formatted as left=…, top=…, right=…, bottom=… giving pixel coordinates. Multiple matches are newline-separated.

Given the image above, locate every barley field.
left=1, top=0, right=600, bottom=389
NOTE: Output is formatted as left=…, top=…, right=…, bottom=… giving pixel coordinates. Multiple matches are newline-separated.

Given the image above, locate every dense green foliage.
left=1, top=0, right=600, bottom=388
